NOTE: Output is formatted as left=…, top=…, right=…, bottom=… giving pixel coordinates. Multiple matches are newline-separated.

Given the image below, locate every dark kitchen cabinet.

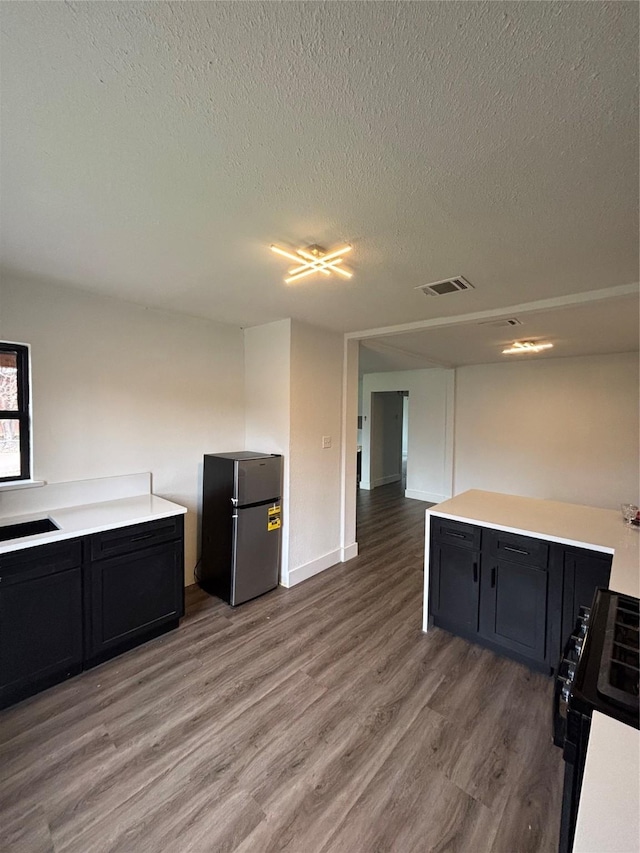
left=429, top=517, right=614, bottom=675
left=479, top=557, right=548, bottom=664
left=430, top=542, right=480, bottom=636
left=430, top=519, right=561, bottom=672
left=85, top=516, right=184, bottom=666
left=0, top=540, right=83, bottom=709
left=478, top=529, right=551, bottom=666
left=429, top=517, right=482, bottom=639
left=561, top=546, right=611, bottom=646
left=0, top=513, right=185, bottom=709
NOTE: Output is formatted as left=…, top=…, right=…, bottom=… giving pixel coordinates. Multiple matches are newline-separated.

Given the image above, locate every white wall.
left=361, top=369, right=455, bottom=503
left=454, top=352, right=640, bottom=508
left=244, top=319, right=291, bottom=581
left=0, top=275, right=245, bottom=584
left=289, top=320, right=344, bottom=585
left=243, top=319, right=344, bottom=587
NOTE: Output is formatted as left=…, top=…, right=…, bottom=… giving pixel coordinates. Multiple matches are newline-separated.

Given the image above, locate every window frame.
left=0, top=341, right=31, bottom=483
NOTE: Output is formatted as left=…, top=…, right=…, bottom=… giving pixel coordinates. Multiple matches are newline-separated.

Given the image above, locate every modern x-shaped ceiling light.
left=502, top=340, right=554, bottom=355
left=270, top=243, right=353, bottom=284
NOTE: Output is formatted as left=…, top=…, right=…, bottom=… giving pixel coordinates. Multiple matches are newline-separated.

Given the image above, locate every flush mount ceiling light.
left=270, top=243, right=352, bottom=284
left=502, top=340, right=554, bottom=355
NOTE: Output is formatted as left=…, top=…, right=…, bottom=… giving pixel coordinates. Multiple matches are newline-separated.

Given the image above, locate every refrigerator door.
left=235, top=456, right=282, bottom=506
left=231, top=503, right=281, bottom=605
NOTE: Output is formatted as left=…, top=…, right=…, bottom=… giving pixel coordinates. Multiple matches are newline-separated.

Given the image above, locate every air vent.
left=416, top=276, right=474, bottom=297
left=477, top=318, right=523, bottom=328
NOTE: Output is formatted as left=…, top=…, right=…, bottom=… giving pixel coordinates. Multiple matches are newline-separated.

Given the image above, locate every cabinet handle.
left=447, top=531, right=467, bottom=540
left=504, top=545, right=529, bottom=556
left=491, top=567, right=496, bottom=588
left=131, top=533, right=154, bottom=543
left=473, top=562, right=478, bottom=583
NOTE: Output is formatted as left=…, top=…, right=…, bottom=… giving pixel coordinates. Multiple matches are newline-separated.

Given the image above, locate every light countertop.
left=573, top=712, right=640, bottom=853
left=423, top=489, right=639, bottom=853
left=423, top=489, right=639, bottom=598
left=0, top=493, right=187, bottom=555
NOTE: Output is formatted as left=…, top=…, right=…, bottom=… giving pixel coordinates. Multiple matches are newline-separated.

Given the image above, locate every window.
left=0, top=342, right=31, bottom=482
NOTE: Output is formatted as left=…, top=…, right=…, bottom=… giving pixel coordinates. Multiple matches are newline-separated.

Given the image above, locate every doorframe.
left=339, top=338, right=359, bottom=562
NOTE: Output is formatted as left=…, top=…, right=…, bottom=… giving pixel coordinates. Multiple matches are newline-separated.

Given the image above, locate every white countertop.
left=573, top=712, right=640, bottom=853
left=424, top=489, right=640, bottom=853
left=0, top=493, right=187, bottom=555
left=424, top=489, right=639, bottom=598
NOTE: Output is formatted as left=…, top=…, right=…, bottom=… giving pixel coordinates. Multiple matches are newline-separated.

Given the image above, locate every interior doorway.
left=401, top=391, right=409, bottom=488
left=366, top=390, right=408, bottom=490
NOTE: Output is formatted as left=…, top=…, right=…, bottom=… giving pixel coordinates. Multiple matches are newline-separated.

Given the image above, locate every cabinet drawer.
left=90, top=515, right=183, bottom=561
left=0, top=539, right=82, bottom=582
left=431, top=517, right=481, bottom=551
left=488, top=529, right=549, bottom=568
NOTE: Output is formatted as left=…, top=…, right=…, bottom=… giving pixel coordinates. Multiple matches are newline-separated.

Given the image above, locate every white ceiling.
left=1, top=2, right=638, bottom=355
left=358, top=291, right=640, bottom=373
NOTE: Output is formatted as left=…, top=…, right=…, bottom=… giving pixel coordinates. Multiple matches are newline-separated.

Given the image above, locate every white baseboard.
left=372, top=474, right=402, bottom=488
left=284, top=548, right=342, bottom=587
left=404, top=489, right=448, bottom=504
left=341, top=542, right=358, bottom=562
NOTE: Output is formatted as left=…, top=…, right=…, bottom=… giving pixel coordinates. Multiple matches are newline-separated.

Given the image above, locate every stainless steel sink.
left=0, top=518, right=59, bottom=542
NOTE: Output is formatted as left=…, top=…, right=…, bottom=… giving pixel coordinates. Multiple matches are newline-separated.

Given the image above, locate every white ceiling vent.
left=477, top=318, right=523, bottom=328
left=416, top=276, right=474, bottom=297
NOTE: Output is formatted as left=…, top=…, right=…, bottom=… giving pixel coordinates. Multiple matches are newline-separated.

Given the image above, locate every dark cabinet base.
left=84, top=617, right=180, bottom=670
left=0, top=542, right=84, bottom=710
left=85, top=539, right=184, bottom=664
left=429, top=517, right=612, bottom=676
left=478, top=557, right=549, bottom=666
left=0, top=515, right=185, bottom=711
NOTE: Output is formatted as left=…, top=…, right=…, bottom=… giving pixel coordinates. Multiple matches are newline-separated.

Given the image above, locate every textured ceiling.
left=1, top=1, right=638, bottom=337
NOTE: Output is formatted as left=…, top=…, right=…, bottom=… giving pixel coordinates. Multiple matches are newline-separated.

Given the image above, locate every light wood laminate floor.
left=0, top=484, right=563, bottom=852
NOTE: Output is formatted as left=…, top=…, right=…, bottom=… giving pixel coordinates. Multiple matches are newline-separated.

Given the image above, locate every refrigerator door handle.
left=230, top=513, right=239, bottom=605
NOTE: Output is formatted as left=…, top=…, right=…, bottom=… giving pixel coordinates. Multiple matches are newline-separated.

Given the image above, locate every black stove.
left=597, top=594, right=639, bottom=710
left=553, top=588, right=639, bottom=853
left=569, top=589, right=639, bottom=726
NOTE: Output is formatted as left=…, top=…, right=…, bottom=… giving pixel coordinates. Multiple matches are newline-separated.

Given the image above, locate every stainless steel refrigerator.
left=200, top=452, right=282, bottom=605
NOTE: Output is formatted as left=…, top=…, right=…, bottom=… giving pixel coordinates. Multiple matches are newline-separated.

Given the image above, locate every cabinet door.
left=562, top=549, right=612, bottom=645
left=479, top=558, right=548, bottom=664
left=0, top=566, right=83, bottom=707
left=87, top=540, right=183, bottom=659
left=430, top=542, right=480, bottom=636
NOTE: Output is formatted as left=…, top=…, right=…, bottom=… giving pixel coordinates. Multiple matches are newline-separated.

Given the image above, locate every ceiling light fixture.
left=270, top=243, right=352, bottom=284
left=502, top=340, right=554, bottom=355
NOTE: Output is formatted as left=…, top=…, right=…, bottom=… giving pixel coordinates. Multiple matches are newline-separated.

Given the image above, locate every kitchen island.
left=423, top=489, right=639, bottom=853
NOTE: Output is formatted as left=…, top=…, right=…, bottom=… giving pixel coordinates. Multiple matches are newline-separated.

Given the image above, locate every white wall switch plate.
left=322, top=435, right=332, bottom=449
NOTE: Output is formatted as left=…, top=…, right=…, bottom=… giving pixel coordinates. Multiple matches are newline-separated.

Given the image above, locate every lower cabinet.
left=561, top=547, right=611, bottom=645
left=478, top=557, right=548, bottom=665
left=0, top=541, right=83, bottom=709
left=429, top=517, right=611, bottom=674
left=85, top=539, right=184, bottom=665
left=0, top=514, right=185, bottom=709
left=430, top=542, right=480, bottom=636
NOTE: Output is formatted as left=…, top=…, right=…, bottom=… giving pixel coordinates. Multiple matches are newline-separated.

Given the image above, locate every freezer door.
left=235, top=456, right=282, bottom=506
left=231, top=503, right=281, bottom=605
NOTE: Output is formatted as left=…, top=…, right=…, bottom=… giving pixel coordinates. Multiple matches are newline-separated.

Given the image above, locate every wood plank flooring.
left=0, top=484, right=563, bottom=852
